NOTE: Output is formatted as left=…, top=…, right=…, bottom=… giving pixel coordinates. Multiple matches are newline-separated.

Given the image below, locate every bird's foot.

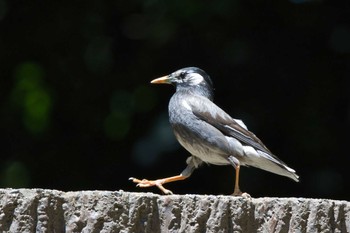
left=129, top=177, right=173, bottom=195
left=240, top=192, right=251, bottom=199
left=232, top=189, right=251, bottom=199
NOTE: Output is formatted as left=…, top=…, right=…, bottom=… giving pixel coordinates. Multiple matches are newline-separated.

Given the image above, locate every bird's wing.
left=187, top=96, right=272, bottom=155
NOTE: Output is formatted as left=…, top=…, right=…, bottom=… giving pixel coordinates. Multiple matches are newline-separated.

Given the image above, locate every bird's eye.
left=179, top=72, right=186, bottom=80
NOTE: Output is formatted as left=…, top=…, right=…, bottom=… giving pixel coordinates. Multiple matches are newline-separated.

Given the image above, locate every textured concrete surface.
left=0, top=189, right=349, bottom=233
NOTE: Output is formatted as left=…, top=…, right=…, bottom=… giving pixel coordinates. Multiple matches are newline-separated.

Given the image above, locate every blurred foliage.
left=1, top=161, right=31, bottom=188
left=0, top=0, right=349, bottom=200
left=11, top=62, right=52, bottom=134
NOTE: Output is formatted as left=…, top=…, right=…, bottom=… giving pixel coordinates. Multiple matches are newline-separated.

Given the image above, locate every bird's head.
left=151, top=67, right=214, bottom=100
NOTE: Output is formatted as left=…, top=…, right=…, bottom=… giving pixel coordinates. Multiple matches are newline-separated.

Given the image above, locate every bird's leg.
left=129, top=174, right=188, bottom=195
left=228, top=156, right=242, bottom=195
left=130, top=162, right=197, bottom=195
left=228, top=156, right=250, bottom=197
left=233, top=164, right=242, bottom=196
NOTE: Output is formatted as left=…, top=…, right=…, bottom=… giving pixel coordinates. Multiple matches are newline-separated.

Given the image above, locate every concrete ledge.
left=0, top=189, right=349, bottom=232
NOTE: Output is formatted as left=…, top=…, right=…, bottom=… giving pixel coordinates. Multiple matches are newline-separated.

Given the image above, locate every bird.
left=130, top=67, right=299, bottom=196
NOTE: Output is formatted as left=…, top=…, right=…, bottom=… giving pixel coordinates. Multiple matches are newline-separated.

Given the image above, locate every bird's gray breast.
left=168, top=94, right=232, bottom=165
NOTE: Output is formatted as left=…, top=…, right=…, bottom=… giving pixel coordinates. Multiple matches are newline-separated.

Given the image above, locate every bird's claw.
left=129, top=177, right=174, bottom=195
left=163, top=189, right=173, bottom=195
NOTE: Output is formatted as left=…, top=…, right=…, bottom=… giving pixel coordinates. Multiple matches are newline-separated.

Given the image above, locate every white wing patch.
left=233, top=118, right=248, bottom=130
left=181, top=100, right=192, bottom=110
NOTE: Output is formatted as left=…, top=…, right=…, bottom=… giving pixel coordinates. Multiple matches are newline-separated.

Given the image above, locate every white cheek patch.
left=188, top=73, right=204, bottom=85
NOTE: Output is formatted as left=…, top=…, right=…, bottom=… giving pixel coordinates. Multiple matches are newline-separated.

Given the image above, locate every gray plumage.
left=130, top=67, right=299, bottom=195
left=167, top=67, right=299, bottom=182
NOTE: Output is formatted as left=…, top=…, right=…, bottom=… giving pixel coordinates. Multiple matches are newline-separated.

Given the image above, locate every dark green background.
left=0, top=0, right=349, bottom=200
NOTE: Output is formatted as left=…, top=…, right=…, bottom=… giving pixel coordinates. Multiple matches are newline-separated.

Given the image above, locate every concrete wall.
left=0, top=189, right=348, bottom=232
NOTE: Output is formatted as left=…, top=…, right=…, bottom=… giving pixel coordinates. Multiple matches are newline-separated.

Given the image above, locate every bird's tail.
left=242, top=146, right=299, bottom=182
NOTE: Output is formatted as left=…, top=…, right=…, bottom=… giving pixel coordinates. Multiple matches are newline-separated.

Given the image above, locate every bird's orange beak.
left=150, top=75, right=171, bottom=84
